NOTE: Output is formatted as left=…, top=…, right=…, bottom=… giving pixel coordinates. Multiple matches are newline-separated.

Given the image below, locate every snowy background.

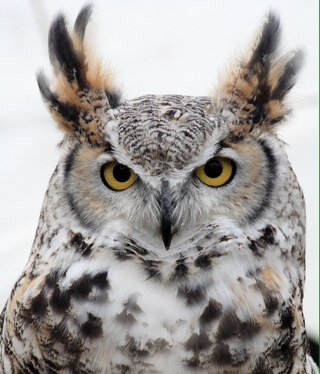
left=0, top=0, right=318, bottom=340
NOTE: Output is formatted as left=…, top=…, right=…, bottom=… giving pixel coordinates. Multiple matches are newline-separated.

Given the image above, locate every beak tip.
left=164, top=242, right=171, bottom=251
left=162, top=233, right=172, bottom=251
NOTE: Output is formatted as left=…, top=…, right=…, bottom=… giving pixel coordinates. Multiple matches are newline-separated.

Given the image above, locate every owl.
left=0, top=4, right=318, bottom=374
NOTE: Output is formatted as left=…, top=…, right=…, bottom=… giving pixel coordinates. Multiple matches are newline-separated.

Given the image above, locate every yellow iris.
left=101, top=162, right=137, bottom=191
left=196, top=157, right=235, bottom=187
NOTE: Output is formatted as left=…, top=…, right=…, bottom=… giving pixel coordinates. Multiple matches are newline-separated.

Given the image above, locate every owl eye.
left=196, top=157, right=235, bottom=187
left=101, top=162, right=137, bottom=191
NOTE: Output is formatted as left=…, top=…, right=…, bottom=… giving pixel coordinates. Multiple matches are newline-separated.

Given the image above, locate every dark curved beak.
left=157, top=180, right=175, bottom=250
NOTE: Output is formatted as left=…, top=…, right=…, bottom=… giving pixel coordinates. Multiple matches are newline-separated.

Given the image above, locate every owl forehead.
left=105, top=95, right=227, bottom=174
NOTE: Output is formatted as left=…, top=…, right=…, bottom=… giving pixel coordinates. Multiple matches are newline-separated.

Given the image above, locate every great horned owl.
left=0, top=5, right=317, bottom=374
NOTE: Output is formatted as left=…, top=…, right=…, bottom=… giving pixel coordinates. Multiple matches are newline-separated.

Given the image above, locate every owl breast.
left=2, top=184, right=303, bottom=373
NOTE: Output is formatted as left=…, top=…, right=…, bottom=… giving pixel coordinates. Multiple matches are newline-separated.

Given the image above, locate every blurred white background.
left=0, top=0, right=318, bottom=341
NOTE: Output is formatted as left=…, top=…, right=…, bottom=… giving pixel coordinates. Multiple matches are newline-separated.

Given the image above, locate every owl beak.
left=158, top=180, right=175, bottom=250
left=161, top=210, right=173, bottom=250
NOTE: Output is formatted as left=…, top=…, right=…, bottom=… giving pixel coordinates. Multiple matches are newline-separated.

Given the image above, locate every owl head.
left=38, top=5, right=303, bottom=275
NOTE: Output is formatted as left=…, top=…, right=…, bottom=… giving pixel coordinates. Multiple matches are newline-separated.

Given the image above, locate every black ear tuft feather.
left=37, top=71, right=79, bottom=125
left=271, top=50, right=304, bottom=101
left=105, top=90, right=120, bottom=108
left=74, top=3, right=93, bottom=40
left=248, top=12, right=281, bottom=70
left=37, top=71, right=56, bottom=105
left=49, top=14, right=85, bottom=87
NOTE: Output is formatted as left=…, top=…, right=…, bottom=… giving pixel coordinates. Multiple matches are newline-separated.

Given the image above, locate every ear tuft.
left=38, top=4, right=120, bottom=145
left=213, top=11, right=303, bottom=132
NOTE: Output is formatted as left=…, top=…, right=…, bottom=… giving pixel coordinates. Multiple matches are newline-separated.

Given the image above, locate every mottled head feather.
left=213, top=12, right=303, bottom=134
left=37, top=4, right=120, bottom=145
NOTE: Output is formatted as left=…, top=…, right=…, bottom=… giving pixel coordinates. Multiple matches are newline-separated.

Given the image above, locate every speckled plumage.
left=0, top=6, right=318, bottom=374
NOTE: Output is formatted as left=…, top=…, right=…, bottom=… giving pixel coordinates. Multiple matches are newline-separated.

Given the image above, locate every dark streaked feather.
left=247, top=12, right=281, bottom=70
left=271, top=50, right=304, bottom=100
left=37, top=71, right=79, bottom=123
left=49, top=14, right=86, bottom=87
left=74, top=3, right=93, bottom=40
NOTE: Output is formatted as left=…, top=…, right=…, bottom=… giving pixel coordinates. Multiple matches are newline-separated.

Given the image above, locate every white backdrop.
left=0, top=0, right=318, bottom=340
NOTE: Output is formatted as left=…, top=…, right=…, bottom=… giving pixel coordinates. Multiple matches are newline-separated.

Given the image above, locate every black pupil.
left=113, top=164, right=131, bottom=182
left=204, top=159, right=223, bottom=178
